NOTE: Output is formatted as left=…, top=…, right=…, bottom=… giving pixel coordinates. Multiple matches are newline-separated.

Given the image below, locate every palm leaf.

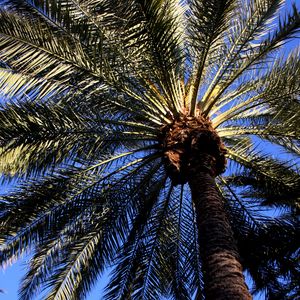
left=0, top=1, right=299, bottom=299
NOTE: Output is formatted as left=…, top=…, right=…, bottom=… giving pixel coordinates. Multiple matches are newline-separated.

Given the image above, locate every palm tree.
left=0, top=0, right=299, bottom=299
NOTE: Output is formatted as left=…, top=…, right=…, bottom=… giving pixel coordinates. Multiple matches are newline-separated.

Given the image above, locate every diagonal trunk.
left=159, top=111, right=251, bottom=298
left=188, top=170, right=252, bottom=300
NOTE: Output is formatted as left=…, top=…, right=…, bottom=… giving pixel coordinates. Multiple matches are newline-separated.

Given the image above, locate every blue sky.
left=0, top=0, right=299, bottom=299
left=0, top=260, right=266, bottom=300
left=0, top=259, right=110, bottom=299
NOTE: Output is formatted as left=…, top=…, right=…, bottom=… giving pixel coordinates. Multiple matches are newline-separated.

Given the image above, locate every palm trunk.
left=188, top=170, right=252, bottom=300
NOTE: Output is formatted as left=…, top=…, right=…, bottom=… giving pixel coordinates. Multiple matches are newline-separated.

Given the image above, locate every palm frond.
left=0, top=97, right=161, bottom=178
left=104, top=182, right=172, bottom=300
left=155, top=185, right=196, bottom=300
left=0, top=1, right=299, bottom=299
left=186, top=0, right=236, bottom=113
left=123, top=0, right=186, bottom=112
left=212, top=47, right=300, bottom=131
left=202, top=2, right=300, bottom=113
left=227, top=146, right=300, bottom=210
left=18, top=160, right=165, bottom=300
left=0, top=9, right=100, bottom=80
left=239, top=217, right=300, bottom=298
left=0, top=149, right=161, bottom=269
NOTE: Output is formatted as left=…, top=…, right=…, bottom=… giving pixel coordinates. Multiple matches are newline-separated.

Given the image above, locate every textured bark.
left=189, top=171, right=252, bottom=300
left=159, top=112, right=227, bottom=185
